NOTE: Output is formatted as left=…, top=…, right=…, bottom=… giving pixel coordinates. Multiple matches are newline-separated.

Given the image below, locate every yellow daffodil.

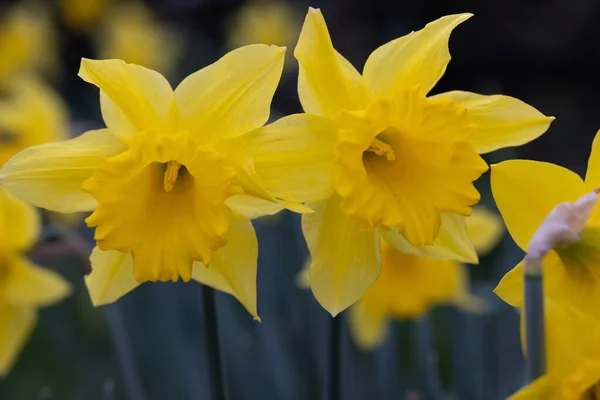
left=0, top=186, right=71, bottom=376
left=493, top=129, right=600, bottom=320
left=59, top=0, right=110, bottom=31
left=509, top=302, right=600, bottom=399
left=97, top=1, right=182, bottom=75
left=0, top=3, right=57, bottom=85
left=348, top=206, right=504, bottom=350
left=295, top=8, right=552, bottom=315
left=0, top=76, right=68, bottom=166
left=0, top=47, right=335, bottom=320
left=227, top=0, right=300, bottom=51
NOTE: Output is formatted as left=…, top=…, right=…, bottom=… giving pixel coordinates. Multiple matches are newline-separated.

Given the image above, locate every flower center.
left=366, top=137, right=395, bottom=161
left=163, top=160, right=182, bottom=192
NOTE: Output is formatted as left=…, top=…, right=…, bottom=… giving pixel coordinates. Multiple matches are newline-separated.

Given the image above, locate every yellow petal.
left=362, top=14, right=472, bottom=98
left=0, top=302, right=36, bottom=376
left=584, top=129, right=600, bottom=192
left=226, top=195, right=284, bottom=220
left=380, top=213, right=478, bottom=264
left=2, top=257, right=71, bottom=307
left=431, top=91, right=554, bottom=154
left=508, top=375, right=560, bottom=400
left=0, top=186, right=40, bottom=253
left=78, top=58, right=175, bottom=142
left=0, top=129, right=126, bottom=213
left=192, top=219, right=260, bottom=320
left=242, top=114, right=337, bottom=203
left=348, top=300, right=389, bottom=351
left=495, top=246, right=600, bottom=320
left=541, top=300, right=600, bottom=375
left=85, top=247, right=140, bottom=306
left=175, top=45, right=284, bottom=145
left=303, top=195, right=382, bottom=316
left=215, top=137, right=313, bottom=215
left=466, top=206, right=505, bottom=255
left=294, top=8, right=367, bottom=118
left=491, top=160, right=585, bottom=251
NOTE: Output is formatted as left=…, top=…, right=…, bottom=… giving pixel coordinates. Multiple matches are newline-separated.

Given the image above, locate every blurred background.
left=0, top=0, right=598, bottom=399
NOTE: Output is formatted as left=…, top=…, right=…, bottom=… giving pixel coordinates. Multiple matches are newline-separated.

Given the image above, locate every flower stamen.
left=163, top=160, right=182, bottom=192
left=366, top=138, right=395, bottom=161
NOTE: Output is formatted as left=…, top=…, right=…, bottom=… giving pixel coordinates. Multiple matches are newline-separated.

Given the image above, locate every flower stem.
left=201, top=285, right=226, bottom=400
left=47, top=224, right=147, bottom=400
left=413, top=314, right=442, bottom=398
left=327, top=314, right=342, bottom=400
left=524, top=257, right=546, bottom=382
left=105, top=304, right=148, bottom=400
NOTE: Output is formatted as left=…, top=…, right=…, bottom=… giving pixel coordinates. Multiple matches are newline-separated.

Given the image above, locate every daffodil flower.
left=0, top=186, right=71, bottom=376
left=347, top=206, right=504, bottom=350
left=0, top=3, right=57, bottom=85
left=97, top=1, right=182, bottom=75
left=0, top=47, right=334, bottom=320
left=493, top=129, right=600, bottom=320
left=508, top=302, right=600, bottom=399
left=295, top=8, right=553, bottom=315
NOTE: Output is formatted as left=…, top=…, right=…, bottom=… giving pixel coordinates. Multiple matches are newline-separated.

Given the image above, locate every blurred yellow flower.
left=0, top=76, right=68, bottom=166
left=59, top=0, right=110, bottom=31
left=0, top=186, right=71, bottom=376
left=493, top=129, right=600, bottom=320
left=295, top=8, right=552, bottom=316
left=227, top=0, right=299, bottom=51
left=509, top=302, right=600, bottom=399
left=97, top=1, right=182, bottom=75
left=348, top=206, right=503, bottom=350
left=0, top=48, right=335, bottom=319
left=0, top=3, right=57, bottom=84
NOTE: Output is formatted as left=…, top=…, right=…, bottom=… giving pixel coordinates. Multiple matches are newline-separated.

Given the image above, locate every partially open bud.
left=525, top=190, right=599, bottom=274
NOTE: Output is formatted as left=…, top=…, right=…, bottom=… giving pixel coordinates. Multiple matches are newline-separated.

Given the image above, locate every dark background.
left=1, top=0, right=597, bottom=398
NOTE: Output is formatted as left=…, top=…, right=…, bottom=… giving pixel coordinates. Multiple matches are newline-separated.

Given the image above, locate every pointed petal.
left=294, top=8, right=367, bottom=118
left=303, top=195, right=382, bottom=316
left=363, top=14, right=471, bottom=98
left=0, top=302, right=36, bottom=376
left=0, top=186, right=40, bottom=253
left=79, top=58, right=175, bottom=142
left=3, top=257, right=71, bottom=307
left=0, top=129, right=127, bottom=213
left=585, top=129, right=600, bottom=192
left=466, top=206, right=505, bottom=255
left=348, top=301, right=389, bottom=351
left=215, top=138, right=313, bottom=215
left=491, top=160, right=585, bottom=251
left=85, top=247, right=140, bottom=306
left=175, top=45, right=285, bottom=145
left=225, top=195, right=284, bottom=220
left=242, top=114, right=337, bottom=203
left=381, top=213, right=478, bottom=264
left=192, top=219, right=260, bottom=320
left=431, top=91, right=554, bottom=154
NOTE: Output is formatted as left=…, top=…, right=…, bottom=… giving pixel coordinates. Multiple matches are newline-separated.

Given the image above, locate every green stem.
left=524, top=257, right=546, bottom=382
left=202, top=286, right=226, bottom=400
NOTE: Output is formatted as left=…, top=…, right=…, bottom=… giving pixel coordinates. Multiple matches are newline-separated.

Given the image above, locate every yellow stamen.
left=163, top=160, right=182, bottom=192
left=366, top=138, right=395, bottom=161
